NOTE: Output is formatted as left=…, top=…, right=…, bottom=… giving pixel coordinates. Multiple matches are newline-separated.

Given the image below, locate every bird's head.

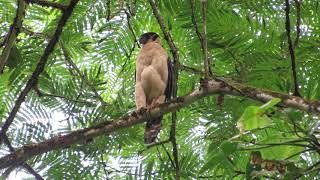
left=139, top=32, right=160, bottom=45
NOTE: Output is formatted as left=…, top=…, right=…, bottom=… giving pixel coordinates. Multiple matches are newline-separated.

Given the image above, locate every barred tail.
left=144, top=116, right=163, bottom=144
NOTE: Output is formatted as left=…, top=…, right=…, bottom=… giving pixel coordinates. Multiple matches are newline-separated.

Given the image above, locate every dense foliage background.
left=0, top=0, right=319, bottom=179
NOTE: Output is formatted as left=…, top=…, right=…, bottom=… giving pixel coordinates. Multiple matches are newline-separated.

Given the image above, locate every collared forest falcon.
left=135, top=32, right=173, bottom=144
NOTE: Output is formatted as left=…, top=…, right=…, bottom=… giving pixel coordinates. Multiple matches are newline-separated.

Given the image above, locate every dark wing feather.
left=165, top=58, right=174, bottom=101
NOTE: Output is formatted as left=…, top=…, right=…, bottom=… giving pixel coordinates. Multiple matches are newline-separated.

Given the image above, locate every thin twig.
left=170, top=112, right=180, bottom=179
left=179, top=64, right=204, bottom=75
left=148, top=0, right=179, bottom=70
left=119, top=9, right=139, bottom=74
left=297, top=161, right=320, bottom=178
left=0, top=0, right=80, bottom=144
left=201, top=0, right=209, bottom=79
left=25, top=0, right=67, bottom=11
left=285, top=0, right=301, bottom=97
left=0, top=0, right=25, bottom=72
left=191, top=0, right=212, bottom=78
left=285, top=149, right=312, bottom=160
left=139, top=139, right=171, bottom=153
left=190, top=0, right=202, bottom=43
left=241, top=142, right=312, bottom=151
left=22, top=164, right=44, bottom=180
left=124, top=8, right=140, bottom=48
left=0, top=36, right=6, bottom=48
left=100, top=153, right=109, bottom=179
left=106, top=0, right=111, bottom=20
left=60, top=44, right=109, bottom=107
left=35, top=89, right=94, bottom=104
left=160, top=141, right=176, bottom=169
left=61, top=80, right=84, bottom=123
left=294, top=0, right=301, bottom=48
left=22, top=27, right=49, bottom=38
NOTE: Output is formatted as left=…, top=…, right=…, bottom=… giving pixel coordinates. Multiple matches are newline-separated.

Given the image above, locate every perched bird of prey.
left=135, top=32, right=173, bottom=144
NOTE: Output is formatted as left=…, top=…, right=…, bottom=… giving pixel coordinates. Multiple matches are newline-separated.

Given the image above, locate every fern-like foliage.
left=0, top=0, right=319, bottom=179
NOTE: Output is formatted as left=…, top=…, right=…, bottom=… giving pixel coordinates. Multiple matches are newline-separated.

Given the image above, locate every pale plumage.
left=135, top=32, right=173, bottom=144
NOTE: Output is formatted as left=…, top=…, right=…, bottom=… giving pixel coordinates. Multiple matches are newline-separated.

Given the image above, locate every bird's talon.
left=146, top=106, right=153, bottom=113
left=131, top=111, right=139, bottom=118
left=138, top=107, right=147, bottom=115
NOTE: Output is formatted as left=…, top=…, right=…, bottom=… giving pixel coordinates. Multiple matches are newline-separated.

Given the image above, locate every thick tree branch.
left=0, top=0, right=79, bottom=144
left=285, top=0, right=301, bottom=97
left=0, top=0, right=25, bottom=72
left=1, top=78, right=320, bottom=169
left=148, top=1, right=181, bottom=179
left=25, top=0, right=67, bottom=11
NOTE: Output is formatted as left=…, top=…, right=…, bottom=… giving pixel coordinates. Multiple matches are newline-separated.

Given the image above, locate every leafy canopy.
left=0, top=0, right=319, bottom=179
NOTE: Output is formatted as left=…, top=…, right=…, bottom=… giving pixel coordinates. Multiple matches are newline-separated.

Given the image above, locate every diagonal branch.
left=0, top=0, right=26, bottom=72
left=285, top=0, right=301, bottom=97
left=148, top=0, right=180, bottom=179
left=0, top=0, right=80, bottom=144
left=1, top=77, right=320, bottom=169
left=24, top=0, right=67, bottom=11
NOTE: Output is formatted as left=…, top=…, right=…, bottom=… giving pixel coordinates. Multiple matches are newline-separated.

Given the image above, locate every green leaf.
left=237, top=98, right=281, bottom=133
left=200, top=141, right=237, bottom=174
left=259, top=134, right=305, bottom=160
left=259, top=98, right=281, bottom=111
left=237, top=106, right=271, bottom=133
left=220, top=141, right=238, bottom=156
left=200, top=151, right=225, bottom=174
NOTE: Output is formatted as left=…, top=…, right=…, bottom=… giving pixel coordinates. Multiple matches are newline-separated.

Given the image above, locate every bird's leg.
left=145, top=102, right=152, bottom=112
left=150, top=95, right=165, bottom=108
left=135, top=82, right=147, bottom=114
